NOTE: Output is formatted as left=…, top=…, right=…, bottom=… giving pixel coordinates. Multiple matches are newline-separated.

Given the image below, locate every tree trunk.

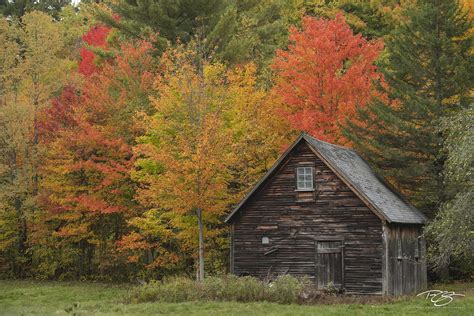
left=32, top=92, right=39, bottom=197
left=196, top=208, right=205, bottom=281
left=14, top=197, right=27, bottom=278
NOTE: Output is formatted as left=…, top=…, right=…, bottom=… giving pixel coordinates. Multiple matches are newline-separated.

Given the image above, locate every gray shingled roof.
left=225, top=133, right=427, bottom=224
left=304, top=135, right=427, bottom=224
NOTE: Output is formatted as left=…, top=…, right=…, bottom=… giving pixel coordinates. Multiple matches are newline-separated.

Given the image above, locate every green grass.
left=0, top=280, right=472, bottom=315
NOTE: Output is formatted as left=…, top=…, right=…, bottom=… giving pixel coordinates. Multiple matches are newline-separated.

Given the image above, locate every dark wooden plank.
left=231, top=142, right=386, bottom=294
left=317, top=240, right=343, bottom=288
left=385, top=224, right=427, bottom=295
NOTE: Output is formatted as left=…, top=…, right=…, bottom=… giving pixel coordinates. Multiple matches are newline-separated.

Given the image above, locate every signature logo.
left=417, top=290, right=465, bottom=307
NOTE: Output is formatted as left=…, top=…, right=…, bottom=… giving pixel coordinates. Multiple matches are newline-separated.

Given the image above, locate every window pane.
left=297, top=167, right=313, bottom=190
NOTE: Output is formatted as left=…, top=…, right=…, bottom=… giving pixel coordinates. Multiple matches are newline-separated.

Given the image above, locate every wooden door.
left=316, top=240, right=344, bottom=289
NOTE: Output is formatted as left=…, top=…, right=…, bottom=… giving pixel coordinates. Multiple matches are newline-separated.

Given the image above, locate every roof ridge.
left=302, top=133, right=356, bottom=152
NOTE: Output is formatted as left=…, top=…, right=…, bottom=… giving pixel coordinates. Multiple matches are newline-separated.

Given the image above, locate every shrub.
left=127, top=274, right=399, bottom=305
left=128, top=274, right=309, bottom=304
left=322, top=282, right=341, bottom=296
left=268, top=274, right=307, bottom=304
left=129, top=277, right=198, bottom=303
left=200, top=275, right=266, bottom=302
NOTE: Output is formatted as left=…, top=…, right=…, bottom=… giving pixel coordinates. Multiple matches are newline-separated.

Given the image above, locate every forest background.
left=0, top=0, right=472, bottom=283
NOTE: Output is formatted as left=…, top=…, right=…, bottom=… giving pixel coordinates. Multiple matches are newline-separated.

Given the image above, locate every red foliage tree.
left=79, top=25, right=111, bottom=76
left=272, top=14, right=384, bottom=144
left=38, top=86, right=79, bottom=141
left=35, top=38, right=157, bottom=278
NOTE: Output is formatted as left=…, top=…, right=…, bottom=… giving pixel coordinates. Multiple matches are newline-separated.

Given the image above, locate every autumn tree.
left=0, top=12, right=70, bottom=276
left=225, top=63, right=291, bottom=194
left=133, top=50, right=231, bottom=281
left=0, top=20, right=27, bottom=274
left=272, top=14, right=384, bottom=144
left=131, top=47, right=289, bottom=280
left=78, top=24, right=112, bottom=76
left=33, top=24, right=158, bottom=278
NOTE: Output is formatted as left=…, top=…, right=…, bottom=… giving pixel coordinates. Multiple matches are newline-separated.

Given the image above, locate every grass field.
left=0, top=280, right=472, bottom=315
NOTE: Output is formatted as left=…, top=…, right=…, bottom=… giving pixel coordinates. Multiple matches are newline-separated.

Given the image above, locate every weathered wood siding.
left=231, top=142, right=384, bottom=294
left=385, top=224, right=427, bottom=295
left=316, top=240, right=344, bottom=288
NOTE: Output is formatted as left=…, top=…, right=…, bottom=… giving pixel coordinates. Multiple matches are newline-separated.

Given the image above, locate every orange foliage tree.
left=130, top=49, right=289, bottom=280
left=272, top=14, right=384, bottom=144
left=133, top=51, right=232, bottom=281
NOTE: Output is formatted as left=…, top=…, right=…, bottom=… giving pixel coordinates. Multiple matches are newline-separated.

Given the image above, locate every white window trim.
left=296, top=167, right=314, bottom=191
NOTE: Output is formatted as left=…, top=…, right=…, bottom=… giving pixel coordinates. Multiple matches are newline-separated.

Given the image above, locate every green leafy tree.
left=344, top=0, right=473, bottom=216
left=425, top=104, right=473, bottom=278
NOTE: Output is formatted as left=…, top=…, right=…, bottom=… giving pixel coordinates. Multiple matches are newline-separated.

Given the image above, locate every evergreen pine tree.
left=344, top=0, right=473, bottom=216
left=94, top=0, right=225, bottom=54
left=298, top=0, right=400, bottom=39
left=94, top=0, right=292, bottom=66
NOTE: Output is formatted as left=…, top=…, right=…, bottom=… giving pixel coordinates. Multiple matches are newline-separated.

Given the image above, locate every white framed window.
left=296, top=167, right=314, bottom=190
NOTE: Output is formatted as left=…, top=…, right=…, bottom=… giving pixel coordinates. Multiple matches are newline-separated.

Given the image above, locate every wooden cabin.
left=225, top=133, right=427, bottom=295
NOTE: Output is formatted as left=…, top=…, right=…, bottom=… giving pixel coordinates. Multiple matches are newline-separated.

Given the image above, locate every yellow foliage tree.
left=0, top=12, right=73, bottom=276
left=131, top=48, right=290, bottom=279
left=134, top=51, right=231, bottom=280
